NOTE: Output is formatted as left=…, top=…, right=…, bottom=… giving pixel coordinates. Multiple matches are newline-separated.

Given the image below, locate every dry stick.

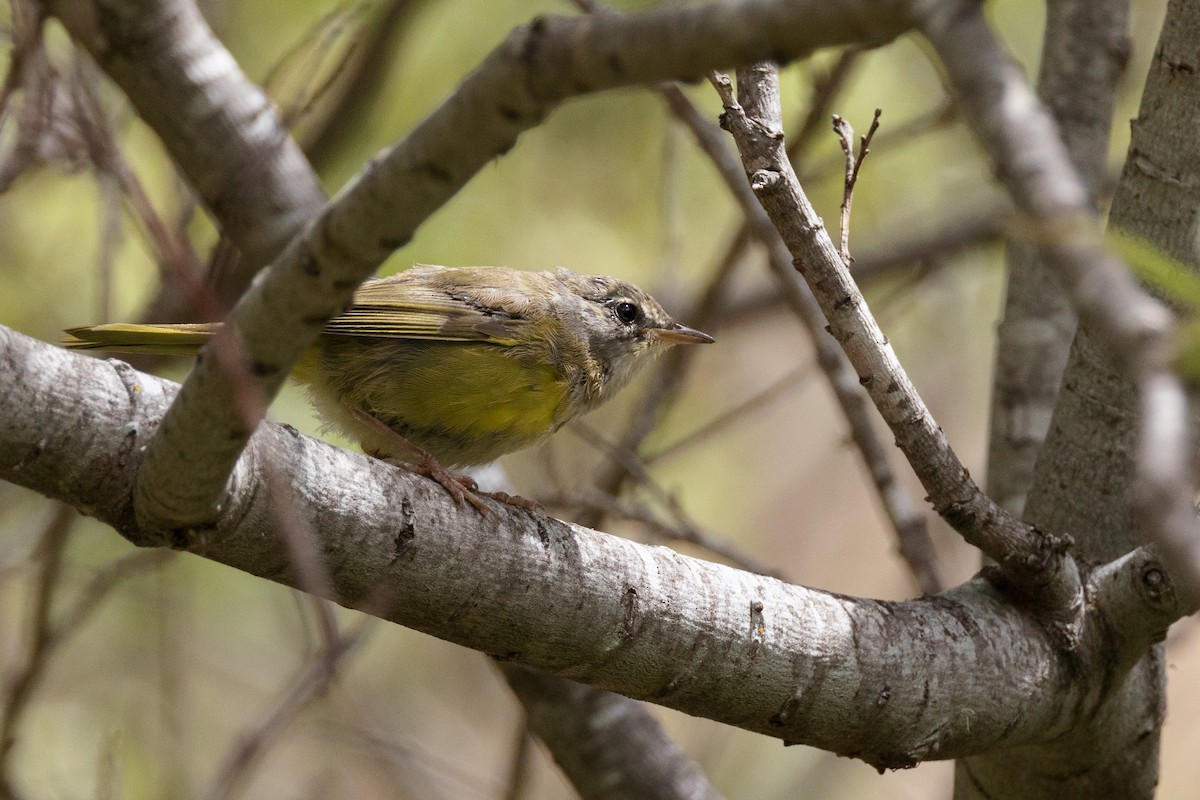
left=0, top=519, right=173, bottom=800
left=831, top=109, right=881, bottom=263
left=201, top=620, right=371, bottom=800
left=721, top=206, right=1008, bottom=326
left=721, top=63, right=1074, bottom=617
left=502, top=723, right=534, bottom=800
left=67, top=55, right=209, bottom=315
left=803, top=101, right=955, bottom=184
left=570, top=423, right=784, bottom=579
left=917, top=3, right=1200, bottom=601
left=832, top=115, right=857, bottom=260
left=0, top=504, right=73, bottom=799
left=672, top=75, right=942, bottom=593
left=647, top=364, right=816, bottom=465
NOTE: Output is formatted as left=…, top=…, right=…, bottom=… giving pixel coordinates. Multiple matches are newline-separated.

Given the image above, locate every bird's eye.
left=613, top=301, right=639, bottom=324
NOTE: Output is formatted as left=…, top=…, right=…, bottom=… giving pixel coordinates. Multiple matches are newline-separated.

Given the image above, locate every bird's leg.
left=348, top=408, right=539, bottom=516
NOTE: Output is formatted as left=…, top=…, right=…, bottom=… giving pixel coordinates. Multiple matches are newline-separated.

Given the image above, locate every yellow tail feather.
left=62, top=323, right=219, bottom=357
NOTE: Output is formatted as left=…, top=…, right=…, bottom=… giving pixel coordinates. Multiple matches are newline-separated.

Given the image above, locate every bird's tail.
left=62, top=323, right=219, bottom=357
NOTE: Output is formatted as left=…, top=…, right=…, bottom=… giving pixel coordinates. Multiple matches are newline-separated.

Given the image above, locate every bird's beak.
left=656, top=323, right=715, bottom=345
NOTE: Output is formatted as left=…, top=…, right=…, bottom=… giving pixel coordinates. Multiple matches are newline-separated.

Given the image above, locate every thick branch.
left=2, top=327, right=1180, bottom=770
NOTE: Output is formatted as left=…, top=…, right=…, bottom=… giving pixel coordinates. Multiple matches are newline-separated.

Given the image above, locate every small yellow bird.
left=65, top=265, right=713, bottom=512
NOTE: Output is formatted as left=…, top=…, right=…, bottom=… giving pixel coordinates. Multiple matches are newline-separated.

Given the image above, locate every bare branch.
left=986, top=0, right=1127, bottom=518
left=502, top=664, right=727, bottom=800
left=719, top=62, right=1075, bottom=616
left=4, top=327, right=1170, bottom=767
left=664, top=73, right=941, bottom=592
left=46, top=0, right=326, bottom=294
left=202, top=620, right=372, bottom=800
left=831, top=108, right=881, bottom=264
left=0, top=504, right=73, bottom=800
left=917, top=0, right=1200, bottom=597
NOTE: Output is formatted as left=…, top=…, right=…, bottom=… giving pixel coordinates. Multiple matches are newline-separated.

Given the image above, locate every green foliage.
left=1109, top=229, right=1200, bottom=384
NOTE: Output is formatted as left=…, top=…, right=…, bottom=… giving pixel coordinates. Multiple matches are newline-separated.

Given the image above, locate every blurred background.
left=0, top=0, right=1195, bottom=797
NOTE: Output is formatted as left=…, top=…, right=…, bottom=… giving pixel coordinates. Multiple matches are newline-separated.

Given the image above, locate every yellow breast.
left=295, top=338, right=570, bottom=466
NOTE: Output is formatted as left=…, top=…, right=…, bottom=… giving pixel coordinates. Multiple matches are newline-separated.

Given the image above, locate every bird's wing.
left=321, top=279, right=529, bottom=345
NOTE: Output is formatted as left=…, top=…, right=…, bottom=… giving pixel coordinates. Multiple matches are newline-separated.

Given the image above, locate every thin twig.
left=832, top=114, right=856, bottom=260
left=502, top=722, right=534, bottom=800
left=0, top=516, right=172, bottom=800
left=852, top=110, right=882, bottom=185
left=0, top=504, right=74, bottom=799
left=831, top=109, right=881, bottom=263
left=201, top=619, right=373, bottom=800
left=646, top=364, right=816, bottom=465
left=802, top=101, right=954, bottom=184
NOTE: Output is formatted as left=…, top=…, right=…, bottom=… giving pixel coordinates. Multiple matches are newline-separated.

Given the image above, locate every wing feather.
left=322, top=277, right=527, bottom=345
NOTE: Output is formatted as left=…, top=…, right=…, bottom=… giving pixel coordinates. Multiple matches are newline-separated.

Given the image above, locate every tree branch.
left=49, top=0, right=915, bottom=535
left=716, top=62, right=1076, bottom=620
left=984, top=0, right=1128, bottom=518
left=917, top=0, right=1200, bottom=599
left=47, top=0, right=325, bottom=294
left=502, top=665, right=727, bottom=800
left=0, top=327, right=1185, bottom=770
left=660, top=78, right=939, bottom=592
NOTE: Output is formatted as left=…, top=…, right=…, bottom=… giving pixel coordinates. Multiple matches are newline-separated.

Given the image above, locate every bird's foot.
left=384, top=458, right=543, bottom=517
left=353, top=408, right=539, bottom=517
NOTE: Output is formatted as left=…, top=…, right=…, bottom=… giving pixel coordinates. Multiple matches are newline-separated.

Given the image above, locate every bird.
left=64, top=265, right=714, bottom=513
